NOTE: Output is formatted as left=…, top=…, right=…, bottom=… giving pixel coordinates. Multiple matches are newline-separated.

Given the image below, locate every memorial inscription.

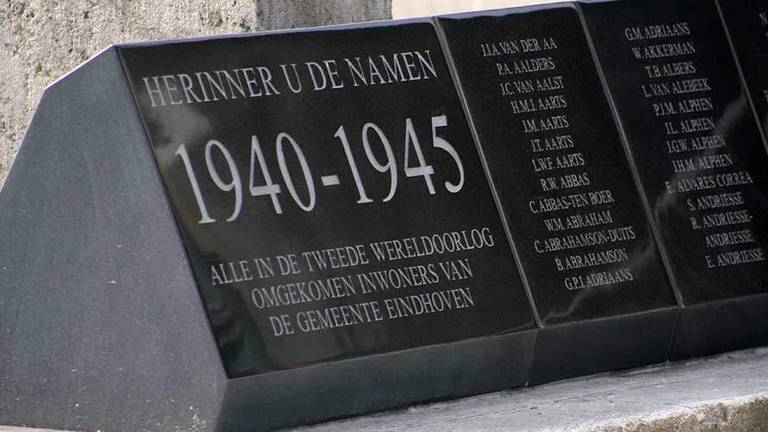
left=582, top=0, right=768, bottom=356
left=718, top=0, right=768, bottom=141
left=119, top=21, right=536, bottom=378
left=437, top=3, right=678, bottom=381
left=438, top=5, right=675, bottom=325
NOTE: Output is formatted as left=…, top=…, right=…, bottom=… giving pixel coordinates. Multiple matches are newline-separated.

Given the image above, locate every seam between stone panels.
left=432, top=16, right=543, bottom=329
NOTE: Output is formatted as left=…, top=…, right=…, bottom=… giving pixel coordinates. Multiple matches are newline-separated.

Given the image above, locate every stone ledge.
left=3, top=349, right=768, bottom=432
left=291, top=348, right=768, bottom=432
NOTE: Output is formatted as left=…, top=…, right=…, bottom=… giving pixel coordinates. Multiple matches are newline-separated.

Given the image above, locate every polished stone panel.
left=718, top=0, right=768, bottom=142
left=438, top=3, right=678, bottom=382
left=582, top=0, right=768, bottom=359
left=119, top=20, right=536, bottom=379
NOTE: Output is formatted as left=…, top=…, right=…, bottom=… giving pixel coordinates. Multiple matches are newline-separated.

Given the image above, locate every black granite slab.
left=119, top=19, right=536, bottom=379
left=0, top=20, right=542, bottom=432
left=581, top=0, right=768, bottom=359
left=437, top=3, right=679, bottom=383
left=718, top=0, right=768, bottom=143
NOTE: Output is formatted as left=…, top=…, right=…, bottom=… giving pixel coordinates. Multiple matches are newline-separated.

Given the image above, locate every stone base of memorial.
left=531, top=309, right=679, bottom=383
left=4, top=1, right=768, bottom=431
left=670, top=295, right=768, bottom=360
left=0, top=22, right=538, bottom=431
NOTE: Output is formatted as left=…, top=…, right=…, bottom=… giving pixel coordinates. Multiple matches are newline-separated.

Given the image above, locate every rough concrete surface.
left=0, top=0, right=390, bottom=186
left=256, top=0, right=391, bottom=30
left=3, top=349, right=768, bottom=431
left=392, top=0, right=564, bottom=19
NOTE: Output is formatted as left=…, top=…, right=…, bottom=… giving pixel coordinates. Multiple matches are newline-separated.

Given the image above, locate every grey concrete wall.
left=0, top=0, right=391, bottom=185
left=392, top=0, right=562, bottom=18
left=257, top=0, right=390, bottom=30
